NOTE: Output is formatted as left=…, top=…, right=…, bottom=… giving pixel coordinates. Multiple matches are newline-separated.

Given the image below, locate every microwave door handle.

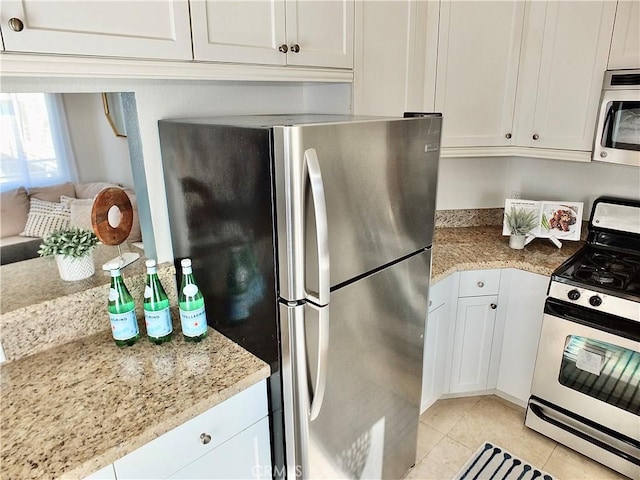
left=304, top=148, right=330, bottom=306
left=307, top=303, right=330, bottom=421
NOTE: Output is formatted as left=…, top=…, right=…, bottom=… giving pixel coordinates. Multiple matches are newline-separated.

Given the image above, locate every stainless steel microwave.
left=592, top=69, right=640, bottom=167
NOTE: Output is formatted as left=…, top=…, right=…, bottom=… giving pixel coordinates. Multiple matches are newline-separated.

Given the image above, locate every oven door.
left=531, top=299, right=639, bottom=437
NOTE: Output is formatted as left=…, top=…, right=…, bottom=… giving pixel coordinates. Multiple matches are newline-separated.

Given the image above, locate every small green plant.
left=38, top=227, right=98, bottom=259
left=504, top=207, right=538, bottom=235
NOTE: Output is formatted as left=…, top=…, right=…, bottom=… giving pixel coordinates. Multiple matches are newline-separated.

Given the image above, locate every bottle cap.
left=181, top=258, right=192, bottom=268
left=145, top=259, right=156, bottom=268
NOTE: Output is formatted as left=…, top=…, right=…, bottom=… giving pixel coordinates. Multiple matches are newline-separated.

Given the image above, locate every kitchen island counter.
left=0, top=317, right=270, bottom=480
left=432, top=225, right=584, bottom=283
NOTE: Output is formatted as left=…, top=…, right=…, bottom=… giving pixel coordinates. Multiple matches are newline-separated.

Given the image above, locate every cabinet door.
left=167, top=417, right=272, bottom=479
left=435, top=1, right=524, bottom=148
left=513, top=1, right=616, bottom=152
left=353, top=0, right=433, bottom=116
left=84, top=464, right=116, bottom=480
left=0, top=0, right=192, bottom=60
left=449, top=295, right=498, bottom=394
left=190, top=0, right=286, bottom=65
left=422, top=301, right=452, bottom=412
left=285, top=0, right=354, bottom=68
left=496, top=269, right=548, bottom=406
left=608, top=1, right=640, bottom=69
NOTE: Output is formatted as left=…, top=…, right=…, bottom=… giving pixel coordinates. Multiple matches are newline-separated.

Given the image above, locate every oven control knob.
left=589, top=295, right=602, bottom=307
left=567, top=289, right=581, bottom=301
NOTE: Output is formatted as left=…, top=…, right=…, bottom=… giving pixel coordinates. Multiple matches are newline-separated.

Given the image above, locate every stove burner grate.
left=571, top=251, right=640, bottom=292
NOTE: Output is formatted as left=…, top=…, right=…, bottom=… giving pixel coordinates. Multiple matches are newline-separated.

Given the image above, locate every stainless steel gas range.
left=525, top=196, right=640, bottom=479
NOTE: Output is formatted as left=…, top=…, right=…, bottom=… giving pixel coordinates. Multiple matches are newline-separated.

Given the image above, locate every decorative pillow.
left=20, top=198, right=71, bottom=238
left=61, top=195, right=95, bottom=231
left=1, top=187, right=30, bottom=238
left=28, top=182, right=75, bottom=202
left=74, top=182, right=120, bottom=199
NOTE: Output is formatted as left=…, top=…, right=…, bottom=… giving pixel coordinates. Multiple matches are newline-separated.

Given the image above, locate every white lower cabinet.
left=496, top=269, right=549, bottom=406
left=421, top=274, right=457, bottom=412
left=449, top=270, right=502, bottom=394
left=112, top=380, right=270, bottom=480
left=84, top=464, right=117, bottom=480
left=421, top=267, right=549, bottom=411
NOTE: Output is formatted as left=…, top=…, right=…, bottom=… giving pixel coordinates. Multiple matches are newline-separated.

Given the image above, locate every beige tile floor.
left=405, top=395, right=630, bottom=480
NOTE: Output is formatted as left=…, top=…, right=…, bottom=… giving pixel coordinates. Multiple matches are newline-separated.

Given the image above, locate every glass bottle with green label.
left=108, top=262, right=139, bottom=347
left=179, top=258, right=208, bottom=342
left=143, top=259, right=173, bottom=344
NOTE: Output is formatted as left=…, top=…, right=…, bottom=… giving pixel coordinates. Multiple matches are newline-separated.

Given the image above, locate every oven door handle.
left=529, top=402, right=640, bottom=465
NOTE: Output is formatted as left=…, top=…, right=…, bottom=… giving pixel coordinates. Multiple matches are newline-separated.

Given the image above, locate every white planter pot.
left=509, top=234, right=527, bottom=250
left=55, top=254, right=95, bottom=281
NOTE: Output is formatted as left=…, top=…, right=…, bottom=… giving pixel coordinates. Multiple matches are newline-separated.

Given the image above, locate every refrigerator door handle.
left=307, top=303, right=330, bottom=422
left=304, top=148, right=330, bottom=306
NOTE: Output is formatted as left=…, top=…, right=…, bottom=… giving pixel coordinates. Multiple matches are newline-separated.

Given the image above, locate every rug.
left=453, top=442, right=557, bottom=480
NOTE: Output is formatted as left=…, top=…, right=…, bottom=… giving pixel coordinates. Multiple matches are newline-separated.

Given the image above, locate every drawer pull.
left=200, top=433, right=212, bottom=445
left=477, top=281, right=484, bottom=288
left=490, top=303, right=497, bottom=310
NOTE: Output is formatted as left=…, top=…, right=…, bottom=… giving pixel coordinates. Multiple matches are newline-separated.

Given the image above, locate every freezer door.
left=281, top=249, right=431, bottom=479
left=273, top=117, right=441, bottom=303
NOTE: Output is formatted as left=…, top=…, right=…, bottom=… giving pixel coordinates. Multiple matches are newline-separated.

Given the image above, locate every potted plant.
left=38, top=227, right=99, bottom=281
left=504, top=207, right=538, bottom=249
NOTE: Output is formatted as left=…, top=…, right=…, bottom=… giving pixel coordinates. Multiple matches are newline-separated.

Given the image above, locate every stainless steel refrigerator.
left=158, top=114, right=441, bottom=479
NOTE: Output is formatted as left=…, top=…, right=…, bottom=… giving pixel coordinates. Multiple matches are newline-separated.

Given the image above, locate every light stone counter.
left=0, top=314, right=270, bottom=480
left=0, top=243, right=178, bottom=361
left=0, top=217, right=583, bottom=479
left=431, top=224, right=584, bottom=283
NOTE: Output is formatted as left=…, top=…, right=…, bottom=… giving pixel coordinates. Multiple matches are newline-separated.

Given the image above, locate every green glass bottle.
left=179, top=258, right=208, bottom=342
left=143, top=259, right=173, bottom=344
left=108, top=262, right=140, bottom=347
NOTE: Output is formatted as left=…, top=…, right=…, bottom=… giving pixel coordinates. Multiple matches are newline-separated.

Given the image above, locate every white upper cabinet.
left=436, top=0, right=616, bottom=161
left=513, top=1, right=616, bottom=152
left=435, top=1, right=525, bottom=148
left=0, top=0, right=193, bottom=60
left=190, top=0, right=353, bottom=68
left=190, top=0, right=286, bottom=65
left=285, top=0, right=353, bottom=68
left=352, top=0, right=434, bottom=116
left=608, top=1, right=640, bottom=69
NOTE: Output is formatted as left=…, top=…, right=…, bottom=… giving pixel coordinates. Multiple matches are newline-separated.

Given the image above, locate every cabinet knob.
left=200, top=433, right=212, bottom=444
left=290, top=44, right=300, bottom=53
left=278, top=44, right=288, bottom=53
left=490, top=303, right=497, bottom=309
left=8, top=17, right=24, bottom=32
left=505, top=133, right=512, bottom=139
left=477, top=281, right=484, bottom=288
left=532, top=133, right=539, bottom=140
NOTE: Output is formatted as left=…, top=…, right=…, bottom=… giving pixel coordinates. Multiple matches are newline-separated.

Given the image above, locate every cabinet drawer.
left=458, top=270, right=501, bottom=297
left=114, top=380, right=267, bottom=479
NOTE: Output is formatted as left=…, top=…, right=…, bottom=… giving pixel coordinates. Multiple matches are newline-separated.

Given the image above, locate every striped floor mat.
left=453, top=442, right=556, bottom=480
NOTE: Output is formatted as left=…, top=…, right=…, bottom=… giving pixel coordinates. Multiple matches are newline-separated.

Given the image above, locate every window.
left=0, top=93, right=77, bottom=192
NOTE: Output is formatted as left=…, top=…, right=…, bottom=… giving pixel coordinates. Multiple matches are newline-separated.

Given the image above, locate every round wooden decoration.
left=91, top=187, right=134, bottom=246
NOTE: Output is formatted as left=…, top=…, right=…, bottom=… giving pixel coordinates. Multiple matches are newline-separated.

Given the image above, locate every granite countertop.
left=0, top=222, right=583, bottom=479
left=431, top=225, right=584, bottom=282
left=0, top=314, right=270, bottom=480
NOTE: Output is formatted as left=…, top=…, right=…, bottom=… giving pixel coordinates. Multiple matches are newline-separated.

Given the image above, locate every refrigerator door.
left=273, top=117, right=441, bottom=303
left=281, top=249, right=431, bottom=479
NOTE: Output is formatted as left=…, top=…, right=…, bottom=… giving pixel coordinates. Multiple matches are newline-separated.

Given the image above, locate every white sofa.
left=1, top=182, right=141, bottom=265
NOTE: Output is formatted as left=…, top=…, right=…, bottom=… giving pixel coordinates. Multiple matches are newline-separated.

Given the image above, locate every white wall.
left=435, top=155, right=640, bottom=218
left=62, top=93, right=134, bottom=187
left=2, top=77, right=351, bottom=262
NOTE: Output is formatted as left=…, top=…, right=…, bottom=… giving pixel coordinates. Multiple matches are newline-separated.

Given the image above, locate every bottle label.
left=110, top=310, right=139, bottom=341
left=180, top=306, right=207, bottom=337
left=183, top=284, right=199, bottom=297
left=144, top=307, right=173, bottom=338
